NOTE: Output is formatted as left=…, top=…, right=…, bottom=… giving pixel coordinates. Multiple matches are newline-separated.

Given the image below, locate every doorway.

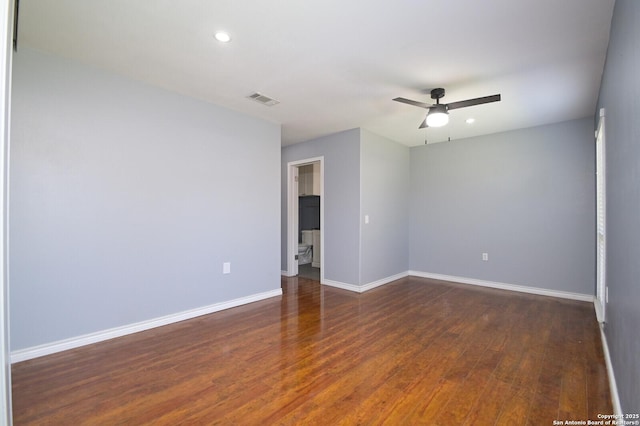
left=287, top=157, right=324, bottom=282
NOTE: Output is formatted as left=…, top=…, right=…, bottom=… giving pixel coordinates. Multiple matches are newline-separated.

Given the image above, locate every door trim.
left=0, top=0, right=14, bottom=422
left=595, top=108, right=607, bottom=323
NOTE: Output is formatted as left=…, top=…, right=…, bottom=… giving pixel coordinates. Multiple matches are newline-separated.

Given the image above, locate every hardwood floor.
left=11, top=276, right=612, bottom=425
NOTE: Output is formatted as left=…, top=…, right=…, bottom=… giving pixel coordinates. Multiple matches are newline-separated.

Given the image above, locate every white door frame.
left=0, top=0, right=14, bottom=423
left=595, top=108, right=607, bottom=323
left=286, top=157, right=324, bottom=281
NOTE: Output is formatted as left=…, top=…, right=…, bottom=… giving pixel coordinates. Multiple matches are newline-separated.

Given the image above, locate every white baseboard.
left=408, top=271, right=594, bottom=302
left=599, top=324, right=623, bottom=416
left=322, top=279, right=362, bottom=293
left=322, top=271, right=409, bottom=293
left=360, top=271, right=409, bottom=292
left=11, top=288, right=283, bottom=364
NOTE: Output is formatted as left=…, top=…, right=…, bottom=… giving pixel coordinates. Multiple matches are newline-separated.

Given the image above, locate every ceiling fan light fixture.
left=393, top=87, right=501, bottom=130
left=426, top=105, right=449, bottom=127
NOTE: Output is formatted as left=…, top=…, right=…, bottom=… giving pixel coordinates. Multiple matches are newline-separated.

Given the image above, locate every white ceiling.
left=18, top=0, right=615, bottom=147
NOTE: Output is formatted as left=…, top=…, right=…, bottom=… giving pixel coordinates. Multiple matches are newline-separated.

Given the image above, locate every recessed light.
left=465, top=118, right=475, bottom=124
left=214, top=31, right=231, bottom=43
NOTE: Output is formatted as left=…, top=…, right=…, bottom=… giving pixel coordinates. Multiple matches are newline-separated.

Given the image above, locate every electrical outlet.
left=482, top=253, right=489, bottom=261
left=223, top=262, right=231, bottom=274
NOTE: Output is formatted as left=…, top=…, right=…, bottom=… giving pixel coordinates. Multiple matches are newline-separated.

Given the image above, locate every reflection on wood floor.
left=12, top=275, right=612, bottom=424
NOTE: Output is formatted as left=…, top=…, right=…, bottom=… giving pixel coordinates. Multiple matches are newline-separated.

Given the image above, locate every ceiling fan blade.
left=446, top=94, right=501, bottom=110
left=393, top=97, right=433, bottom=109
left=419, top=118, right=428, bottom=129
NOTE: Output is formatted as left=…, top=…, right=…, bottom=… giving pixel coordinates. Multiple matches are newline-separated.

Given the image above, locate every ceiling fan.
left=393, top=88, right=501, bottom=129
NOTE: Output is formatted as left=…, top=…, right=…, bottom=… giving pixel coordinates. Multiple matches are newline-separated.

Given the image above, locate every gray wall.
left=596, top=0, right=640, bottom=413
left=409, top=118, right=595, bottom=295
left=360, top=129, right=409, bottom=284
left=10, top=49, right=281, bottom=351
left=281, top=129, right=361, bottom=285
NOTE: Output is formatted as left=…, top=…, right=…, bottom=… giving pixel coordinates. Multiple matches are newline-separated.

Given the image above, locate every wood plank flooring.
left=11, top=276, right=612, bottom=425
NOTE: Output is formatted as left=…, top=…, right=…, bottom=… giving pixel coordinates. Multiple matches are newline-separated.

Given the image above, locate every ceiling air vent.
left=247, top=92, right=280, bottom=107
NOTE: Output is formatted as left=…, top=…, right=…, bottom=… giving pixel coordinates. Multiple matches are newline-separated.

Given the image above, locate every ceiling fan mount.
left=393, top=88, right=501, bottom=129
left=429, top=88, right=445, bottom=102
